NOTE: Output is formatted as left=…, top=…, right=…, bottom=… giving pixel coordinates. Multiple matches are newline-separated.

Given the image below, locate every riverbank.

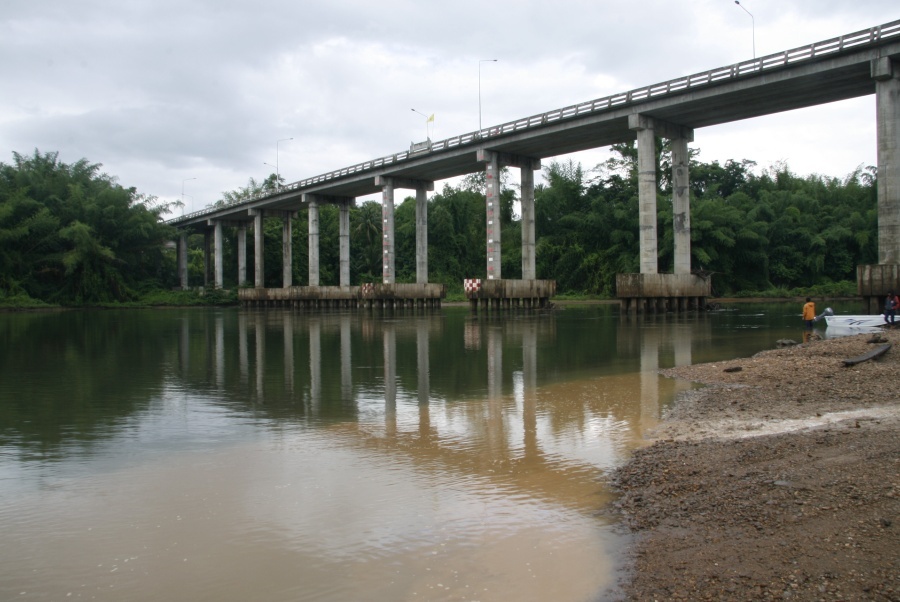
left=610, top=330, right=900, bottom=601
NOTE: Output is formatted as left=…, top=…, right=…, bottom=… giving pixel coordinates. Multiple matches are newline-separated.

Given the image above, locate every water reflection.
left=0, top=305, right=816, bottom=601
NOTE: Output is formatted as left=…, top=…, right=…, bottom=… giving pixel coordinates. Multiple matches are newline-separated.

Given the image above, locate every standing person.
left=884, top=290, right=899, bottom=325
left=803, top=297, right=816, bottom=330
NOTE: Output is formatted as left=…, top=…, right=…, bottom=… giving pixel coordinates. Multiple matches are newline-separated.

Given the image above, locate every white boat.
left=819, top=308, right=889, bottom=329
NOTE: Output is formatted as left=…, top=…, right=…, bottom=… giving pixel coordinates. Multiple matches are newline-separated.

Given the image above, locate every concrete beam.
left=627, top=113, right=694, bottom=142
left=476, top=149, right=541, bottom=170
left=374, top=175, right=434, bottom=191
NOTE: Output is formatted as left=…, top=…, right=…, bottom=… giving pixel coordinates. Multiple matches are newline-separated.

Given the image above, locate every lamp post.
left=275, top=137, right=293, bottom=188
left=479, top=59, right=498, bottom=131
left=263, top=162, right=278, bottom=189
left=734, top=1, right=756, bottom=59
left=411, top=108, right=431, bottom=140
left=181, top=177, right=196, bottom=215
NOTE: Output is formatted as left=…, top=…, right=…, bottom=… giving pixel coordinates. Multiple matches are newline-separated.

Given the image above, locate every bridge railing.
left=172, top=19, right=900, bottom=224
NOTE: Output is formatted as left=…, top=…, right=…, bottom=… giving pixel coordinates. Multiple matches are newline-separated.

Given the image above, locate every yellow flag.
left=427, top=114, right=435, bottom=123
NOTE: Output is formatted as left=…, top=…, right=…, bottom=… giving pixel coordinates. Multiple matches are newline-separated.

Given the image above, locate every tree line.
left=0, top=145, right=877, bottom=305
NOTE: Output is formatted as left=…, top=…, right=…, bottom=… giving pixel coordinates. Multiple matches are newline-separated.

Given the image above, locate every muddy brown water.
left=0, top=302, right=862, bottom=601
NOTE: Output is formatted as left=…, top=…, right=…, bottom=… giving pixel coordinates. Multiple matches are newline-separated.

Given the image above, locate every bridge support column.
left=476, top=150, right=541, bottom=281
left=874, top=57, right=900, bottom=264
left=204, top=230, right=212, bottom=287
left=213, top=221, right=224, bottom=289
left=375, top=176, right=434, bottom=284
left=416, top=184, right=428, bottom=284
left=672, top=136, right=692, bottom=274
left=305, top=194, right=319, bottom=287
left=282, top=213, right=293, bottom=288
left=178, top=232, right=188, bottom=290
left=521, top=162, right=537, bottom=280
left=339, top=199, right=351, bottom=287
left=630, top=117, right=658, bottom=274
left=628, top=114, right=694, bottom=276
left=485, top=153, right=501, bottom=280
left=381, top=178, right=396, bottom=284
left=237, top=225, right=247, bottom=286
left=252, top=210, right=264, bottom=288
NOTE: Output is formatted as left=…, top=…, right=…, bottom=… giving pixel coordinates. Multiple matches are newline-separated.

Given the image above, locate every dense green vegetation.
left=0, top=144, right=877, bottom=307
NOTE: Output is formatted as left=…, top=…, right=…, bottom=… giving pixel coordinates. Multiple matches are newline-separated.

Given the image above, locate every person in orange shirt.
left=802, top=297, right=816, bottom=330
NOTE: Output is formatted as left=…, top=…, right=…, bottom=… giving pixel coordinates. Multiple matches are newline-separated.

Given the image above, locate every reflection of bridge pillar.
left=180, top=316, right=190, bottom=374
left=674, top=323, right=692, bottom=367
left=383, top=323, right=397, bottom=436
left=255, top=314, right=265, bottom=400
left=340, top=314, right=352, bottom=402
left=215, top=314, right=225, bottom=388
left=309, top=318, right=321, bottom=412
left=416, top=318, right=431, bottom=438
left=640, top=327, right=660, bottom=424
left=486, top=325, right=504, bottom=453
left=284, top=312, right=294, bottom=394
left=522, top=320, right=538, bottom=457
left=238, top=312, right=249, bottom=386
left=305, top=195, right=319, bottom=287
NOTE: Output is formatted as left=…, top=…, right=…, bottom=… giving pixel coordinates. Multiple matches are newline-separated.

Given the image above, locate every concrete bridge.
left=169, top=19, right=900, bottom=312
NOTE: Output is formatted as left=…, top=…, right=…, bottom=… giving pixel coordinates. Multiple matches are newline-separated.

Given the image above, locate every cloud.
left=0, top=0, right=895, bottom=212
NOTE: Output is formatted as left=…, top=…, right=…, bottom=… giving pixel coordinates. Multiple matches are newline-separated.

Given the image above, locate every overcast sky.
left=2, top=1, right=897, bottom=215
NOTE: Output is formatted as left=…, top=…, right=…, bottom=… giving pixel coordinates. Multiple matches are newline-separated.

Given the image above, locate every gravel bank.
left=610, top=330, right=900, bottom=601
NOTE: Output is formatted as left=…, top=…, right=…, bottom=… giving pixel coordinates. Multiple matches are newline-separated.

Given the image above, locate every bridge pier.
left=464, top=279, right=556, bottom=313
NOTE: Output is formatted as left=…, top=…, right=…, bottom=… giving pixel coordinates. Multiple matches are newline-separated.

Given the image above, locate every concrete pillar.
left=381, top=178, right=395, bottom=284
left=204, top=230, right=212, bottom=286
left=252, top=210, right=264, bottom=288
left=339, top=199, right=351, bottom=287
left=672, top=136, right=691, bottom=274
left=486, top=153, right=501, bottom=280
left=633, top=122, right=658, bottom=274
left=521, top=165, right=536, bottom=280
left=416, top=185, right=428, bottom=283
left=213, top=221, right=224, bottom=289
left=178, top=232, right=188, bottom=290
left=874, top=57, right=900, bottom=264
left=306, top=194, right=319, bottom=286
left=237, top=225, right=247, bottom=287
left=282, top=213, right=292, bottom=288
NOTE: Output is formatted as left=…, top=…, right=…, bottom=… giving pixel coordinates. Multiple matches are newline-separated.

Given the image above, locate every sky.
left=2, top=1, right=897, bottom=216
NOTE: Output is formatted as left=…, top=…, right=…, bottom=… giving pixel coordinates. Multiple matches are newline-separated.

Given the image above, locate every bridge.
left=169, top=19, right=900, bottom=312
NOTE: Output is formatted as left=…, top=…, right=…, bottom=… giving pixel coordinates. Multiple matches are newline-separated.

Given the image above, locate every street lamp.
left=734, top=1, right=756, bottom=59
left=411, top=108, right=432, bottom=140
left=263, top=162, right=279, bottom=189
left=181, top=177, right=196, bottom=215
left=479, top=59, right=498, bottom=132
left=275, top=137, right=293, bottom=187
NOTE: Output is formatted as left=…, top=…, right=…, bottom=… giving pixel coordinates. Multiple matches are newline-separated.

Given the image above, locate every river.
left=0, top=302, right=855, bottom=601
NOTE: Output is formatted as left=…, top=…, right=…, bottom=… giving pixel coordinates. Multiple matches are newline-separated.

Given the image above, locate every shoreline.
left=610, top=331, right=900, bottom=601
